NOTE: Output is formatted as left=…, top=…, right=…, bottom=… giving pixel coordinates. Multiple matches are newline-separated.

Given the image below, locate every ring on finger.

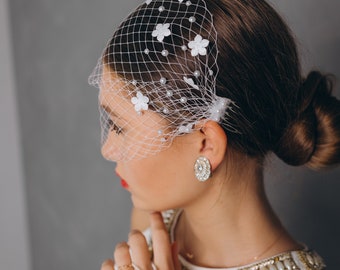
left=123, top=262, right=156, bottom=270
left=116, top=264, right=134, bottom=270
left=131, top=263, right=141, bottom=270
left=151, top=262, right=157, bottom=270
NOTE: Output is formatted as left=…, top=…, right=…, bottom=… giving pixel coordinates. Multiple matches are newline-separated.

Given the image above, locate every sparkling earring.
left=194, top=156, right=211, bottom=182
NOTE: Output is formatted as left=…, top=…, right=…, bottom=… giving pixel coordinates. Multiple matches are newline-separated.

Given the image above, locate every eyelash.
left=107, top=119, right=123, bottom=135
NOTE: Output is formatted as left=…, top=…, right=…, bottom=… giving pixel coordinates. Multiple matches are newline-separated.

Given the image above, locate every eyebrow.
left=100, top=104, right=126, bottom=121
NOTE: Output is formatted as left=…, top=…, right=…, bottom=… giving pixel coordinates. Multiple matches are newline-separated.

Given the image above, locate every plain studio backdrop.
left=0, top=0, right=339, bottom=270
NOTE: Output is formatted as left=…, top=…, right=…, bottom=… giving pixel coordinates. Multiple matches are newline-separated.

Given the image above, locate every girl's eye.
left=99, top=106, right=123, bottom=135
left=107, top=119, right=123, bottom=135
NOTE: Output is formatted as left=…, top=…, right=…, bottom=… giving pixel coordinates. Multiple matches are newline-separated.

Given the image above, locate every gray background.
left=0, top=0, right=31, bottom=269
left=1, top=0, right=339, bottom=269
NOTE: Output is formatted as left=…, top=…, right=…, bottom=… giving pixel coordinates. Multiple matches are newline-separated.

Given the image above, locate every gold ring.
left=151, top=262, right=157, bottom=270
left=117, top=264, right=134, bottom=270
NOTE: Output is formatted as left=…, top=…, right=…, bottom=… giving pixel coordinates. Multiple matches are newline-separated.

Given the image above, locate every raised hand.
left=101, top=212, right=180, bottom=270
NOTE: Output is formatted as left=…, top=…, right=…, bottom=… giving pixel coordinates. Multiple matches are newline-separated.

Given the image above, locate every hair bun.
left=273, top=71, right=340, bottom=170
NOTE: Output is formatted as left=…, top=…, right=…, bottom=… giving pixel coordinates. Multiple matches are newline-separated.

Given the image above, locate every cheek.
left=122, top=162, right=152, bottom=186
left=128, top=163, right=170, bottom=188
left=149, top=160, right=196, bottom=198
left=122, top=160, right=179, bottom=204
left=124, top=160, right=209, bottom=211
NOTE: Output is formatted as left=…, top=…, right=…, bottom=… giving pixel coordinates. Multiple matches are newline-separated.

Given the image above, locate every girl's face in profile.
left=98, top=67, right=170, bottom=161
left=99, top=67, right=213, bottom=211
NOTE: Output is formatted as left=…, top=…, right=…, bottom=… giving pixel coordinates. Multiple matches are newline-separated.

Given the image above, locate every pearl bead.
left=181, top=45, right=188, bottom=51
left=158, top=6, right=165, bottom=12
left=193, top=70, right=200, bottom=77
left=160, top=77, right=167, bottom=85
left=166, top=90, right=173, bottom=97
left=163, top=107, right=169, bottom=114
left=132, top=80, right=137, bottom=86
left=161, top=49, right=169, bottom=57
left=306, top=254, right=315, bottom=265
left=144, top=48, right=150, bottom=55
left=186, top=1, right=192, bottom=6
left=160, top=137, right=167, bottom=142
left=283, top=259, right=291, bottom=269
left=158, top=130, right=163, bottom=135
left=189, top=16, right=196, bottom=23
left=276, top=261, right=284, bottom=270
left=180, top=97, right=187, bottom=103
left=209, top=69, right=214, bottom=76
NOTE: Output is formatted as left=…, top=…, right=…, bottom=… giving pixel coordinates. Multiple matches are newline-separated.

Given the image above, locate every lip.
left=120, top=179, right=129, bottom=189
left=116, top=171, right=129, bottom=189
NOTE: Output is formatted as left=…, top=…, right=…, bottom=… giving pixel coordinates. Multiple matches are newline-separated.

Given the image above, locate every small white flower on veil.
left=178, top=123, right=194, bottom=133
left=131, top=91, right=149, bottom=112
left=152, top=23, right=171, bottom=42
left=188, top=35, right=209, bottom=56
left=183, top=76, right=199, bottom=90
left=208, top=97, right=231, bottom=122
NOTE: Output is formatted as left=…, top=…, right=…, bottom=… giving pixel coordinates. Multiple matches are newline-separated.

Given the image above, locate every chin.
left=131, top=196, right=173, bottom=213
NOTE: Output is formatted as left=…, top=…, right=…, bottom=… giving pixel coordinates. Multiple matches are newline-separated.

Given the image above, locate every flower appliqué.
left=188, top=35, right=209, bottom=56
left=208, top=97, right=231, bottom=122
left=131, top=91, right=149, bottom=113
left=152, top=23, right=171, bottom=42
left=178, top=123, right=194, bottom=134
left=183, top=76, right=199, bottom=90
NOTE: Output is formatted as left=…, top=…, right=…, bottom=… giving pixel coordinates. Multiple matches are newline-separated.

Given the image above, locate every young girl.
left=89, top=0, right=340, bottom=269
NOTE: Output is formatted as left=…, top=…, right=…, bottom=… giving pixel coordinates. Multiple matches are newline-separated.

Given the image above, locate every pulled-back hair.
left=105, top=0, right=340, bottom=169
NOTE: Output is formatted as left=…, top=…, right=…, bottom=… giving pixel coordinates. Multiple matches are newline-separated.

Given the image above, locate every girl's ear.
left=198, top=121, right=227, bottom=171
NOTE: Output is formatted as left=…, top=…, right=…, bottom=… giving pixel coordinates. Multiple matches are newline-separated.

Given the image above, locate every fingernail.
left=101, top=260, right=114, bottom=270
left=150, top=212, right=161, bottom=221
left=116, top=242, right=129, bottom=248
left=128, top=229, right=140, bottom=237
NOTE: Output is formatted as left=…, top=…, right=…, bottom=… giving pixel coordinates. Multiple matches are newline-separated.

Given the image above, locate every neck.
left=175, top=157, right=301, bottom=268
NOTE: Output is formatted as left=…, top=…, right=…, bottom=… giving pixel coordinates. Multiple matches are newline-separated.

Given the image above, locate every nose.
left=101, top=139, right=123, bottom=161
left=115, top=163, right=121, bottom=174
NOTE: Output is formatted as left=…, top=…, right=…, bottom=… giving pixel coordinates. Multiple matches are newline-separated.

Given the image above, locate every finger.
left=128, top=230, right=152, bottom=270
left=114, top=242, right=132, bottom=267
left=101, top=259, right=115, bottom=270
left=150, top=212, right=174, bottom=269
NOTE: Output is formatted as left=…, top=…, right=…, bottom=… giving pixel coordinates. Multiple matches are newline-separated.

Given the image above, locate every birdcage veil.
left=88, top=0, right=236, bottom=161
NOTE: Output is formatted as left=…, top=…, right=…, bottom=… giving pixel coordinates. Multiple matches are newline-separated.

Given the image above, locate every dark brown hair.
left=106, top=0, right=340, bottom=170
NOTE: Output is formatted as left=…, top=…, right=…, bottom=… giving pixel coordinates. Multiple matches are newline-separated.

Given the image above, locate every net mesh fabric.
left=88, top=0, right=235, bottom=161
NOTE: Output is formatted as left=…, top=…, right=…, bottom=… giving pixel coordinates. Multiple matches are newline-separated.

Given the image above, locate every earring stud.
left=194, top=156, right=211, bottom=182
